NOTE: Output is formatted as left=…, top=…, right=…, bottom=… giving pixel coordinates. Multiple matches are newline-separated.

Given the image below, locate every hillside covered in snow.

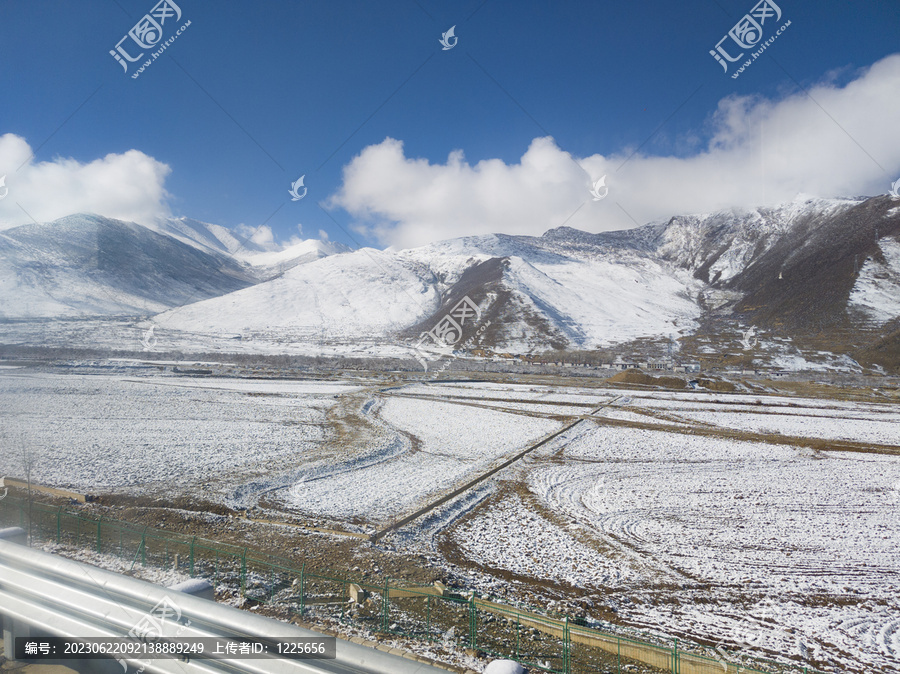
left=2, top=195, right=899, bottom=371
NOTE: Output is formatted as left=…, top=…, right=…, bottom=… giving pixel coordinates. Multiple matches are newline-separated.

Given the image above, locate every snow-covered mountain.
left=145, top=216, right=351, bottom=279
left=3, top=196, right=899, bottom=370
left=144, top=216, right=258, bottom=258
left=0, top=214, right=255, bottom=318
left=153, top=195, right=899, bottom=350
left=155, top=247, right=439, bottom=339
left=0, top=214, right=347, bottom=318
left=239, top=238, right=352, bottom=279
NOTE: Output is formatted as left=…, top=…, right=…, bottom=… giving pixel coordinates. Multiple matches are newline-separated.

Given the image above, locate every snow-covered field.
left=0, top=371, right=355, bottom=499
left=280, top=396, right=563, bottom=523
left=433, top=383, right=900, bottom=673
left=671, top=408, right=900, bottom=445
left=2, top=371, right=898, bottom=672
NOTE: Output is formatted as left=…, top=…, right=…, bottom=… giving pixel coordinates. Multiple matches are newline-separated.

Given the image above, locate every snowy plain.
left=280, top=396, right=563, bottom=523
left=0, top=371, right=352, bottom=498
left=432, top=383, right=900, bottom=673
left=2, top=371, right=898, bottom=672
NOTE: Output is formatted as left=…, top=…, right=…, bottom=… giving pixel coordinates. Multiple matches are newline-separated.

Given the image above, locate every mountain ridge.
left=2, top=198, right=899, bottom=372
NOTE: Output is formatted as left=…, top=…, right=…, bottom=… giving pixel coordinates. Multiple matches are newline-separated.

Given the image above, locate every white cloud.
left=330, top=53, right=900, bottom=249
left=236, top=223, right=278, bottom=250
left=0, top=134, right=171, bottom=230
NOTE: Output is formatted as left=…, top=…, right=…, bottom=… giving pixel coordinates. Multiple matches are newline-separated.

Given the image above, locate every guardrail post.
left=96, top=515, right=103, bottom=554
left=189, top=536, right=195, bottom=577
left=56, top=506, right=61, bottom=544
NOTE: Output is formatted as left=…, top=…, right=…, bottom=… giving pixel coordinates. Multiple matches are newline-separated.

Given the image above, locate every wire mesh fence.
left=0, top=496, right=825, bottom=674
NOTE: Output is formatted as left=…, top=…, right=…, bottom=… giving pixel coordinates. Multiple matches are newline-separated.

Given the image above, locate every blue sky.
left=1, top=0, right=899, bottom=250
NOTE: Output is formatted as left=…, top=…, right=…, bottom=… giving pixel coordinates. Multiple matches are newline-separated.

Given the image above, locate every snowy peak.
left=145, top=216, right=262, bottom=258
left=0, top=213, right=353, bottom=318
left=0, top=213, right=254, bottom=318
left=3, top=197, right=899, bottom=372
left=156, top=247, right=439, bottom=339
left=240, top=237, right=352, bottom=275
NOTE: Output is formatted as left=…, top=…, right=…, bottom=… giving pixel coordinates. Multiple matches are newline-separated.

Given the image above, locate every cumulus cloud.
left=0, top=134, right=171, bottom=230
left=236, top=223, right=278, bottom=250
left=330, top=53, right=900, bottom=249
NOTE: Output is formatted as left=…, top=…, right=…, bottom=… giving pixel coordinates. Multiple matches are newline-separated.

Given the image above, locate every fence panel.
left=415, top=593, right=470, bottom=650
left=0, top=497, right=826, bottom=674
left=301, top=571, right=352, bottom=623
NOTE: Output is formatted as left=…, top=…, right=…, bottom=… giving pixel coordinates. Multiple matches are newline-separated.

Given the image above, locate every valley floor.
left=0, top=364, right=898, bottom=673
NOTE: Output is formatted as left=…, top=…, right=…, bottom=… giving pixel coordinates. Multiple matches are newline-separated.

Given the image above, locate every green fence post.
left=515, top=616, right=520, bottom=658
left=381, top=578, right=389, bottom=632
left=673, top=637, right=678, bottom=674
left=96, top=515, right=103, bottom=554
left=56, top=506, right=61, bottom=544
left=564, top=616, right=570, bottom=674
left=426, top=596, right=431, bottom=640
left=189, top=536, right=195, bottom=577
left=299, top=563, right=306, bottom=616
left=240, top=548, right=247, bottom=596
left=468, top=594, right=476, bottom=650
left=617, top=636, right=620, bottom=673
left=130, top=527, right=147, bottom=572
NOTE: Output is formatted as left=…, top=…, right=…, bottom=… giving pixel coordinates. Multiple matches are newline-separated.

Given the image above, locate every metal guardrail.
left=0, top=536, right=448, bottom=674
